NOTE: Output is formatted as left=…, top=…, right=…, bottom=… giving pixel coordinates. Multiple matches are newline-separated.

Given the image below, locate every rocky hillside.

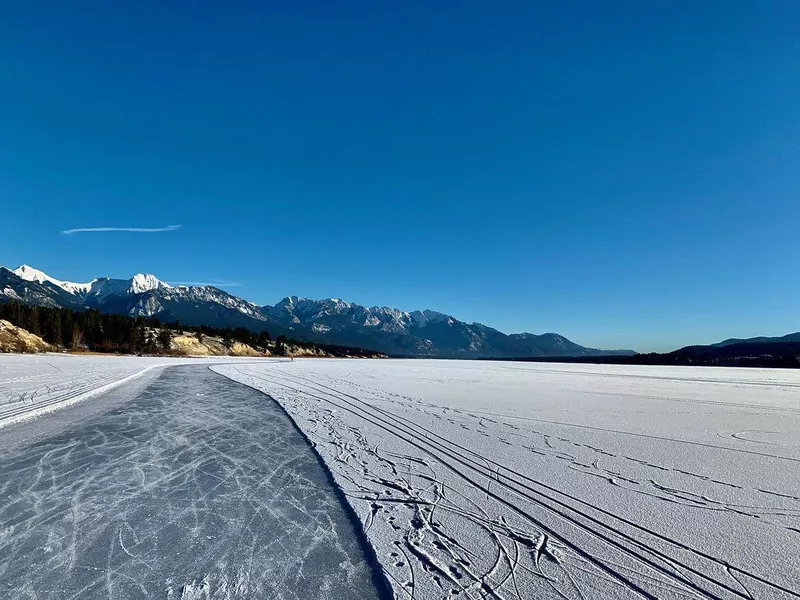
left=161, top=329, right=334, bottom=358
left=0, top=320, right=335, bottom=358
left=0, top=320, right=53, bottom=353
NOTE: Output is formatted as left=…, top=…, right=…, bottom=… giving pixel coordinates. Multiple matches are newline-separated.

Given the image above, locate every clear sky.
left=1, top=1, right=798, bottom=352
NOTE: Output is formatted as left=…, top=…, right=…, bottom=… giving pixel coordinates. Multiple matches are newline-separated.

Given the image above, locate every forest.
left=0, top=301, right=381, bottom=358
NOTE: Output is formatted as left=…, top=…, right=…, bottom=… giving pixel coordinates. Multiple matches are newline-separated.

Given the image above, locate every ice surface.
left=0, top=366, right=387, bottom=599
left=0, top=353, right=270, bottom=428
left=214, top=359, right=800, bottom=600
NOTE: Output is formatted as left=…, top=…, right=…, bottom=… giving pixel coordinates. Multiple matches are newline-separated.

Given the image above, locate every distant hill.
left=672, top=340, right=800, bottom=363
left=497, top=338, right=800, bottom=368
left=508, top=332, right=635, bottom=357
left=711, top=333, right=800, bottom=347
left=1, top=264, right=634, bottom=358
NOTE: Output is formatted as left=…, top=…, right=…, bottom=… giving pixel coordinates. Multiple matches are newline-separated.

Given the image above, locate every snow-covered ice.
left=213, top=359, right=800, bottom=600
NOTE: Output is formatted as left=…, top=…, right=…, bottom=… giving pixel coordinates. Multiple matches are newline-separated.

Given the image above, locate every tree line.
left=0, top=301, right=381, bottom=357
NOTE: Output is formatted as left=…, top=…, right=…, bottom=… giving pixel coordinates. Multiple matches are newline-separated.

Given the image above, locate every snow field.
left=213, top=359, right=800, bottom=600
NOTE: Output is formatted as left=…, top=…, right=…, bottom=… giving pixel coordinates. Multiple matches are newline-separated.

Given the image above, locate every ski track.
left=213, top=359, right=800, bottom=600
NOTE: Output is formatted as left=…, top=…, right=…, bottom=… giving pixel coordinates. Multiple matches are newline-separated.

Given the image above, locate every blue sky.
left=1, top=1, right=798, bottom=352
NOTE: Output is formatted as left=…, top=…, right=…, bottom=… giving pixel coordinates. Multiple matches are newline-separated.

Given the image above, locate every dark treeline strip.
left=481, top=341, right=800, bottom=368
left=0, top=301, right=381, bottom=357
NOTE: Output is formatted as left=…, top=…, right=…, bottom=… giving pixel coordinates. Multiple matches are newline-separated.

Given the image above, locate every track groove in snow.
left=213, top=360, right=800, bottom=600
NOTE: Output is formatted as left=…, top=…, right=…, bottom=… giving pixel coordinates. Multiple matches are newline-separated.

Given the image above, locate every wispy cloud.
left=61, top=224, right=182, bottom=235
left=168, top=281, right=241, bottom=288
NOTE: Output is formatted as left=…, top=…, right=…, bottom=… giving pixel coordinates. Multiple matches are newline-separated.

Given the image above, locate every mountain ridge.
left=711, top=332, right=800, bottom=347
left=1, top=264, right=636, bottom=358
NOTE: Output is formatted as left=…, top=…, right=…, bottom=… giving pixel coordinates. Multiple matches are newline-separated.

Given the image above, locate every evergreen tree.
left=131, top=319, right=147, bottom=353
left=71, top=326, right=84, bottom=350
left=26, top=308, right=41, bottom=336
left=157, top=328, right=172, bottom=351
left=274, top=334, right=287, bottom=356
left=257, top=330, right=271, bottom=350
left=221, top=327, right=233, bottom=348
left=144, top=329, right=156, bottom=353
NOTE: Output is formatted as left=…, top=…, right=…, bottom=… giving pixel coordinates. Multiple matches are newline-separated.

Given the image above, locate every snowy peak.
left=10, top=265, right=170, bottom=300
left=409, top=309, right=456, bottom=327
left=419, top=309, right=455, bottom=325
left=129, top=273, right=170, bottom=294
left=13, top=265, right=93, bottom=295
left=86, top=272, right=170, bottom=299
left=13, top=265, right=50, bottom=283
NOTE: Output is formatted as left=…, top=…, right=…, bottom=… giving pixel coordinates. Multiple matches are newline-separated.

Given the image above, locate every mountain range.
left=0, top=265, right=635, bottom=358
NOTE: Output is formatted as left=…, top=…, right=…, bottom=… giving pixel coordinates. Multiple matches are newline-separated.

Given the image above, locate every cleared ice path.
left=0, top=365, right=389, bottom=599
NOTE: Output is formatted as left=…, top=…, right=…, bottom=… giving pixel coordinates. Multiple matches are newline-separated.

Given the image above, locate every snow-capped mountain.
left=12, top=265, right=170, bottom=301
left=266, top=297, right=418, bottom=335
left=13, top=265, right=94, bottom=296
left=97, top=284, right=274, bottom=331
left=1, top=267, right=85, bottom=309
left=85, top=273, right=170, bottom=301
left=0, top=264, right=635, bottom=357
left=2, top=265, right=282, bottom=334
left=262, top=297, right=633, bottom=357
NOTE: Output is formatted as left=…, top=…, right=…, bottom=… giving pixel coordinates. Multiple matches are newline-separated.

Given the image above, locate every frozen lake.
left=2, top=354, right=799, bottom=599
left=0, top=365, right=388, bottom=599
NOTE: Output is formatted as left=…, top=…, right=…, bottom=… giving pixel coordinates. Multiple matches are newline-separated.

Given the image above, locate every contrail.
left=61, top=225, right=182, bottom=235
